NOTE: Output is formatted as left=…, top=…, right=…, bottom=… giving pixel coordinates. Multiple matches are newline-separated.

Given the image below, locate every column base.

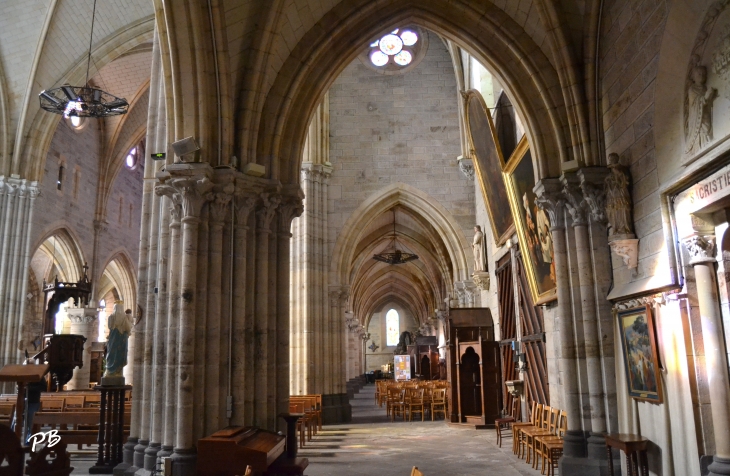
left=562, top=431, right=587, bottom=458
left=709, top=455, right=730, bottom=475
left=144, top=442, right=161, bottom=472
left=132, top=439, right=148, bottom=471
left=113, top=437, right=138, bottom=475
left=321, top=393, right=352, bottom=424
left=170, top=447, right=197, bottom=476
left=587, top=433, right=608, bottom=460
left=559, top=454, right=616, bottom=476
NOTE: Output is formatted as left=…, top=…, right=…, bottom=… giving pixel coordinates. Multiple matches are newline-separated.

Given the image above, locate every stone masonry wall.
left=327, top=30, right=474, bottom=265
left=31, top=117, right=144, bottom=290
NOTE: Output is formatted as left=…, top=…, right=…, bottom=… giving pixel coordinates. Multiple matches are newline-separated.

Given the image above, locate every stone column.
left=325, top=286, right=351, bottom=423
left=535, top=179, right=585, bottom=459
left=563, top=172, right=608, bottom=462
left=684, top=232, right=730, bottom=476
left=254, top=192, right=280, bottom=429
left=156, top=164, right=214, bottom=476
left=67, top=306, right=99, bottom=390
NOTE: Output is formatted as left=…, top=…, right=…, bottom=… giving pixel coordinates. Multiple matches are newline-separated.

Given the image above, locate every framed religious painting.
left=462, top=89, right=515, bottom=246
left=617, top=305, right=663, bottom=403
left=503, top=136, right=557, bottom=304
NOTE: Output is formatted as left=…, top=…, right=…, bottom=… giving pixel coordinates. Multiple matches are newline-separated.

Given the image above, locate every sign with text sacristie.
left=674, top=162, right=730, bottom=237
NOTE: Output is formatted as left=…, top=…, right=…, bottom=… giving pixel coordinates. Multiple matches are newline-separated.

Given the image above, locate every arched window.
left=386, top=309, right=400, bottom=346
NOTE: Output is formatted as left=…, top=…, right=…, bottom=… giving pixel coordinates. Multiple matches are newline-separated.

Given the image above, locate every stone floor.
left=67, top=384, right=544, bottom=475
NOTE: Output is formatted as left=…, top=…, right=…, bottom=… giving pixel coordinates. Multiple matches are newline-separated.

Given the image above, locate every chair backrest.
left=289, top=402, right=304, bottom=414
left=64, top=395, right=84, bottom=409
left=510, top=397, right=521, bottom=420
left=533, top=403, right=543, bottom=425
left=540, top=405, right=550, bottom=429
left=432, top=388, right=446, bottom=403
left=84, top=394, right=101, bottom=407
left=557, top=411, right=567, bottom=437
left=528, top=401, right=538, bottom=423
left=410, top=389, right=424, bottom=404
left=548, top=407, right=560, bottom=433
left=41, top=398, right=64, bottom=412
left=411, top=466, right=424, bottom=476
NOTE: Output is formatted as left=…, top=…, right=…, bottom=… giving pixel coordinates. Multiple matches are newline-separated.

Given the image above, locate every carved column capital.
left=534, top=178, right=566, bottom=230
left=176, top=177, right=214, bottom=220
left=277, top=193, right=304, bottom=237
left=234, top=194, right=258, bottom=228
left=683, top=234, right=717, bottom=265
left=207, top=182, right=235, bottom=224
left=578, top=168, right=609, bottom=224
left=329, top=286, right=350, bottom=307
left=256, top=192, right=281, bottom=233
left=457, top=155, right=475, bottom=180
left=562, top=174, right=588, bottom=227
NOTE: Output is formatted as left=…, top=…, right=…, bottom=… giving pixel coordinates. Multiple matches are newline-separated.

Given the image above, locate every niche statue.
left=472, top=226, right=485, bottom=272
left=685, top=65, right=717, bottom=155
left=604, top=153, right=635, bottom=239
left=103, top=301, right=132, bottom=384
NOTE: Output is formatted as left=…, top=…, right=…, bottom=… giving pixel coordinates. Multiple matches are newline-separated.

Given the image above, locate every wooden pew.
left=32, top=411, right=131, bottom=446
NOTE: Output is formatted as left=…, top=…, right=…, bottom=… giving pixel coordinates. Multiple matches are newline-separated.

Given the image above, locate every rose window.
left=368, top=29, right=419, bottom=68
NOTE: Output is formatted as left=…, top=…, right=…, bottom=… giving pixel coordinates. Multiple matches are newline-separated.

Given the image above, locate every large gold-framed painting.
left=463, top=89, right=514, bottom=246
left=617, top=305, right=662, bottom=403
left=503, top=136, right=557, bottom=304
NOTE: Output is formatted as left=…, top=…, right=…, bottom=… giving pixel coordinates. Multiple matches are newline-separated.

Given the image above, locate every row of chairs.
left=511, top=401, right=566, bottom=476
left=289, top=394, right=322, bottom=448
left=386, top=387, right=447, bottom=422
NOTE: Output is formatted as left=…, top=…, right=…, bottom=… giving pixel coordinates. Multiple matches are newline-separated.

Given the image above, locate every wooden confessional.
left=407, top=336, right=440, bottom=380
left=446, top=308, right=500, bottom=428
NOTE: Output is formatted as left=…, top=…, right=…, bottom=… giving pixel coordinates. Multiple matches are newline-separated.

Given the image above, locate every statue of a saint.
left=104, top=301, right=132, bottom=380
left=473, top=226, right=485, bottom=272
left=685, top=65, right=717, bottom=155
left=604, top=153, right=635, bottom=238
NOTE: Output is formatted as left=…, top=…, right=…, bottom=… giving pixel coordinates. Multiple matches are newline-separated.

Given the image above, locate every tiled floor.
left=67, top=384, right=544, bottom=475
left=302, top=385, right=543, bottom=476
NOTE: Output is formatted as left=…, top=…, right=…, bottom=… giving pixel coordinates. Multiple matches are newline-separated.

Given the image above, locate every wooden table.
left=605, top=433, right=649, bottom=476
left=0, top=363, right=49, bottom=440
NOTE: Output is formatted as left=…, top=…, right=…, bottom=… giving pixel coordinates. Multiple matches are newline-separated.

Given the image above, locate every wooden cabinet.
left=406, top=336, right=440, bottom=380
left=446, top=308, right=501, bottom=428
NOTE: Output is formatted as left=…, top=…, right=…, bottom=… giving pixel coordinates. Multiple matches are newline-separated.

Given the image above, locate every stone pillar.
left=563, top=172, right=608, bottom=462
left=535, top=179, right=585, bottom=460
left=324, top=286, right=351, bottom=423
left=684, top=232, right=730, bottom=476
left=156, top=163, right=214, bottom=476
left=67, top=306, right=99, bottom=390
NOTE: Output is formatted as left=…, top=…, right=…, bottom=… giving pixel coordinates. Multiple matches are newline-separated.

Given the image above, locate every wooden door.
left=480, top=340, right=502, bottom=424
left=496, top=254, right=517, bottom=414
left=459, top=344, right=482, bottom=417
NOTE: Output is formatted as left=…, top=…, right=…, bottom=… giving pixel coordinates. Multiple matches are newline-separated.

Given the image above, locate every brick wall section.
left=31, top=117, right=143, bottom=285
left=600, top=0, right=668, bottom=282
left=328, top=32, right=474, bottom=256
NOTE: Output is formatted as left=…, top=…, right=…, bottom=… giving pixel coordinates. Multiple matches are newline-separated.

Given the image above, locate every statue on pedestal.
left=605, top=153, right=635, bottom=239
left=472, top=226, right=485, bottom=272
left=103, top=301, right=132, bottom=385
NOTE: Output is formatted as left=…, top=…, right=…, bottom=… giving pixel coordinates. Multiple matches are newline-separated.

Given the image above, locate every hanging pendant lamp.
left=38, top=0, right=128, bottom=118
left=372, top=209, right=418, bottom=265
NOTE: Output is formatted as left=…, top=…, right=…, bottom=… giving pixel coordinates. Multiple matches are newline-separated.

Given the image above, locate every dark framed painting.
left=617, top=305, right=663, bottom=403
left=463, top=89, right=514, bottom=246
left=503, top=136, right=556, bottom=304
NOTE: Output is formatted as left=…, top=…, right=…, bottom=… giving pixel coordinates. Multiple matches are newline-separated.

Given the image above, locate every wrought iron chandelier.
left=372, top=209, right=418, bottom=265
left=38, top=0, right=128, bottom=118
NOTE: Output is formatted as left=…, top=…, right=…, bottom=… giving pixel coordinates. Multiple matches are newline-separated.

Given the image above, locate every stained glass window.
left=368, top=28, right=420, bottom=68
left=386, top=309, right=399, bottom=346
left=400, top=30, right=417, bottom=46
left=394, top=51, right=412, bottom=66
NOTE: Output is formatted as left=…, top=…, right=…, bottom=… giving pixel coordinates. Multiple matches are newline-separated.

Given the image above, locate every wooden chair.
left=386, top=387, right=402, bottom=419
left=516, top=403, right=547, bottom=460
left=495, top=397, right=520, bottom=448
left=535, top=411, right=567, bottom=475
left=84, top=394, right=101, bottom=407
left=407, top=389, right=425, bottom=422
left=41, top=398, right=65, bottom=412
left=390, top=389, right=406, bottom=422
left=524, top=406, right=558, bottom=467
left=410, top=467, right=424, bottom=476
left=513, top=401, right=539, bottom=456
left=0, top=402, right=15, bottom=427
left=430, top=388, right=447, bottom=421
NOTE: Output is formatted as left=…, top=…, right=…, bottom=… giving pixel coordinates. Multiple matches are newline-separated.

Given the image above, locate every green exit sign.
left=151, top=153, right=166, bottom=160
